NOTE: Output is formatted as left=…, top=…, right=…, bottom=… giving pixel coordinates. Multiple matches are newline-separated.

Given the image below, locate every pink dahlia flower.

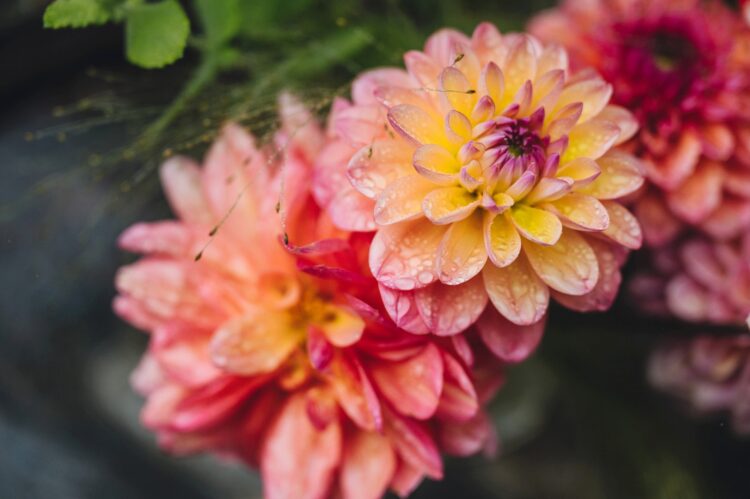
left=530, top=0, right=750, bottom=246
left=631, top=233, right=750, bottom=326
left=649, top=331, right=750, bottom=434
left=115, top=98, right=502, bottom=499
left=314, top=23, right=643, bottom=338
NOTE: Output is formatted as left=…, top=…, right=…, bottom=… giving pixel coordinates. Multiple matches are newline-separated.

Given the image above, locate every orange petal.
left=261, top=393, right=342, bottom=499
left=510, top=204, right=563, bottom=245
left=546, top=193, right=609, bottom=231
left=436, top=213, right=487, bottom=284
left=666, top=160, right=725, bottom=224
left=369, top=219, right=446, bottom=290
left=523, top=229, right=599, bottom=296
left=554, top=78, right=612, bottom=123
left=644, top=129, right=701, bottom=189
left=597, top=105, right=638, bottom=145
left=562, top=119, right=621, bottom=162
left=315, top=304, right=365, bottom=347
left=348, top=140, right=415, bottom=199
left=484, top=212, right=522, bottom=267
left=328, top=353, right=382, bottom=431
left=339, top=431, right=396, bottom=499
left=374, top=175, right=435, bottom=225
left=580, top=150, right=644, bottom=199
left=435, top=352, right=479, bottom=421
left=210, top=311, right=303, bottom=375
left=482, top=255, right=549, bottom=325
left=423, top=186, right=479, bottom=224
left=371, top=344, right=444, bottom=420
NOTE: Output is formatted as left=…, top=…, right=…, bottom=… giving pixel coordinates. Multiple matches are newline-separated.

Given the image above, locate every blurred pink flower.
left=631, top=234, right=750, bottom=326
left=530, top=0, right=750, bottom=246
left=649, top=330, right=750, bottom=434
left=115, top=98, right=502, bottom=499
left=314, top=23, right=643, bottom=341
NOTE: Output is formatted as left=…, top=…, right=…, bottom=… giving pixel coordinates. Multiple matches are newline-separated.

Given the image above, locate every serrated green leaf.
left=193, top=0, right=240, bottom=46
left=43, top=0, right=111, bottom=29
left=125, top=0, right=190, bottom=69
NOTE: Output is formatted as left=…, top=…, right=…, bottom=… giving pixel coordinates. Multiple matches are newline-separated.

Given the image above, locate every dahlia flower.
left=649, top=330, right=750, bottom=434
left=530, top=0, right=750, bottom=246
left=314, top=23, right=643, bottom=338
left=115, top=99, right=502, bottom=499
left=631, top=233, right=750, bottom=326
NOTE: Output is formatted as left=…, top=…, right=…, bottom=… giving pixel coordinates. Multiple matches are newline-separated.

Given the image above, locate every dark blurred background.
left=1, top=1, right=749, bottom=498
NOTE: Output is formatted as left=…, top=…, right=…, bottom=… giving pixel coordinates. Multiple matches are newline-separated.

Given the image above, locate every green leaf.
left=125, top=0, right=190, bottom=69
left=43, top=0, right=111, bottom=29
left=193, top=0, right=240, bottom=46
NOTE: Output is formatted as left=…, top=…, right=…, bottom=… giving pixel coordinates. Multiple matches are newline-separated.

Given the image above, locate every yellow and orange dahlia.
left=314, top=23, right=643, bottom=336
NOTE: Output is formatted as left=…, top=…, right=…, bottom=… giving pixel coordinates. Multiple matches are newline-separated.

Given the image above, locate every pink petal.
left=339, top=431, right=397, bottom=499
left=352, top=68, right=414, bottom=105
left=348, top=140, right=415, bottom=199
left=329, top=185, right=378, bottom=232
left=482, top=255, right=549, bottom=325
left=634, top=194, right=682, bottom=247
left=477, top=306, right=545, bottom=362
left=374, top=174, right=436, bottom=225
left=701, top=122, right=734, bottom=161
left=390, top=460, right=426, bottom=498
left=439, top=411, right=494, bottom=457
left=118, top=221, right=193, bottom=256
left=424, top=28, right=471, bottom=65
left=370, top=344, right=444, bottom=420
left=369, top=219, right=447, bottom=290
left=414, top=278, right=488, bottom=336
left=378, top=284, right=430, bottom=335
left=666, top=160, right=725, bottom=224
left=261, top=393, right=342, bottom=499
left=159, top=157, right=213, bottom=225
left=385, top=411, right=443, bottom=480
left=700, top=199, right=750, bottom=240
left=644, top=130, right=702, bottom=189
left=334, top=104, right=385, bottom=146
left=329, top=353, right=383, bottom=431
left=435, top=352, right=479, bottom=421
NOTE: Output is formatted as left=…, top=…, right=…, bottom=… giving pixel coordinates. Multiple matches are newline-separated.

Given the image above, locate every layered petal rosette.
left=649, top=330, right=750, bottom=434
left=631, top=233, right=750, bottom=326
left=314, top=23, right=643, bottom=338
left=115, top=100, right=502, bottom=499
left=530, top=0, right=750, bottom=246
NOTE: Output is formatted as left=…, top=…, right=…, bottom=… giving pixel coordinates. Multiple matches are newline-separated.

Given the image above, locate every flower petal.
left=555, top=78, right=612, bottom=123
left=482, top=255, right=549, bottom=325
left=666, top=160, right=725, bottom=224
left=385, top=410, right=443, bottom=479
left=423, top=187, right=480, bottom=225
left=328, top=186, right=378, bottom=232
left=413, top=144, right=460, bottom=183
left=439, top=67, right=476, bottom=116
left=371, top=344, right=444, bottom=420
left=160, top=157, right=213, bottom=225
left=348, top=140, right=416, bottom=199
left=435, top=352, right=479, bottom=421
left=374, top=175, right=435, bottom=225
left=502, top=35, right=537, bottom=105
left=439, top=411, right=495, bottom=457
left=562, top=119, right=620, bottom=162
left=556, top=157, right=601, bottom=187
left=580, top=150, right=644, bottom=199
left=596, top=105, right=638, bottom=145
left=546, top=193, right=609, bottom=231
left=339, top=431, right=396, bottom=499
left=369, top=219, right=447, bottom=290
left=261, top=393, right=342, bottom=499
left=388, top=104, right=445, bottom=146
left=414, top=278, right=488, bottom=336
left=210, top=311, right=304, bottom=375
left=644, top=129, right=702, bottom=189
left=602, top=201, right=642, bottom=250
left=484, top=212, right=522, bottom=267
left=477, top=306, right=545, bottom=363
left=436, top=212, right=488, bottom=284
left=316, top=304, right=365, bottom=347
left=510, top=204, right=563, bottom=246
left=329, top=353, right=383, bottom=432
left=378, top=284, right=429, bottom=335
left=523, top=229, right=599, bottom=296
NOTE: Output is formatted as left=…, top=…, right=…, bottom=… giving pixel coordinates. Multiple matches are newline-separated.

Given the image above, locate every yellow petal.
left=501, top=35, right=537, bottom=106
left=556, top=157, right=601, bottom=186
left=423, top=186, right=479, bottom=225
left=562, top=119, right=621, bottom=162
left=482, top=256, right=549, bottom=325
left=413, top=144, right=460, bottom=183
left=546, top=193, right=609, bottom=231
left=596, top=105, right=638, bottom=145
left=522, top=230, right=599, bottom=296
left=602, top=201, right=642, bottom=250
left=316, top=304, right=365, bottom=347
left=440, top=67, right=476, bottom=117
left=580, top=150, right=644, bottom=200
left=437, top=212, right=488, bottom=285
left=211, top=311, right=303, bottom=375
left=484, top=212, right=521, bottom=268
left=554, top=78, right=612, bottom=123
left=388, top=104, right=445, bottom=146
left=510, top=204, right=562, bottom=245
left=374, top=175, right=435, bottom=225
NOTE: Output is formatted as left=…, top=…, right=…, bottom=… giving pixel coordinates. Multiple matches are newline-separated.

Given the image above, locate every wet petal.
left=378, top=285, right=430, bottom=335
left=556, top=157, right=601, bottom=187
left=440, top=67, right=476, bottom=116
left=482, top=255, right=549, bottom=325
left=329, top=187, right=378, bottom=232
left=502, top=36, right=537, bottom=105
left=554, top=78, right=612, bottom=123
left=602, top=201, right=642, bottom=250
left=484, top=212, right=522, bottom=267
left=374, top=175, right=435, bottom=225
left=385, top=411, right=443, bottom=480
left=597, top=105, right=638, bottom=144
left=348, top=140, right=415, bottom=199
left=316, top=304, right=365, bottom=347
left=413, top=144, right=460, bottom=183
left=546, top=193, right=609, bottom=231
left=210, top=311, right=304, bottom=375
left=371, top=344, right=444, bottom=419
left=436, top=213, right=487, bottom=285
left=414, top=278, right=488, bottom=336
left=523, top=229, right=599, bottom=296
left=562, top=119, right=620, bottom=162
left=435, top=353, right=479, bottom=421
left=580, top=150, right=644, bottom=199
left=510, top=204, right=563, bottom=246
left=388, top=104, right=445, bottom=146
left=477, top=306, right=545, bottom=362
left=524, top=177, right=574, bottom=204
left=423, top=187, right=480, bottom=225
left=369, top=219, right=446, bottom=290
